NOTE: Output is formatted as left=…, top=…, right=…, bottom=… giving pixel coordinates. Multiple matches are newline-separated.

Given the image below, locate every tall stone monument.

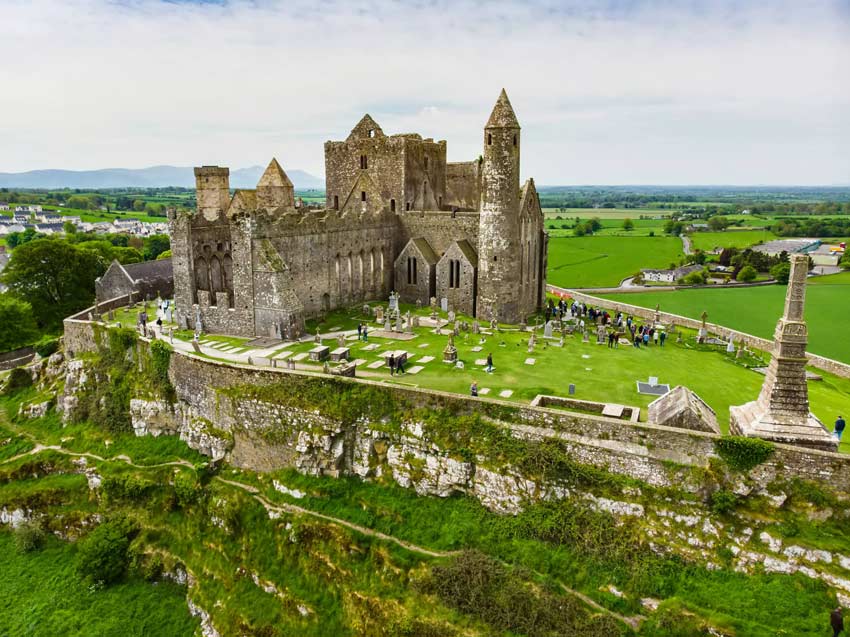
left=729, top=254, right=837, bottom=452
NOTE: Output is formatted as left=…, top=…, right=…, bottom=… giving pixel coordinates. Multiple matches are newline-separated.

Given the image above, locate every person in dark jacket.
left=388, top=353, right=395, bottom=377
left=835, top=416, right=846, bottom=441
left=832, top=607, right=844, bottom=636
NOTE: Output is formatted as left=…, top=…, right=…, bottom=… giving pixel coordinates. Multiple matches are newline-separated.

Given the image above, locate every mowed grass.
left=543, top=208, right=671, bottom=219
left=259, top=304, right=850, bottom=436
left=0, top=532, right=198, bottom=637
left=599, top=272, right=850, bottom=364
left=547, top=236, right=684, bottom=288
left=689, top=229, right=777, bottom=252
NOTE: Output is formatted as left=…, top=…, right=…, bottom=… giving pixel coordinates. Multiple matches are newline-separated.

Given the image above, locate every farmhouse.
left=640, top=263, right=702, bottom=284
left=754, top=238, right=820, bottom=257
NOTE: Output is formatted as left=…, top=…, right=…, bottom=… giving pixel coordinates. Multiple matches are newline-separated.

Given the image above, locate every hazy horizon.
left=1, top=0, right=848, bottom=186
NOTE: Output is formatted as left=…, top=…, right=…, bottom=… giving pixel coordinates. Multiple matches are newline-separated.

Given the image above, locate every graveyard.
left=108, top=294, right=850, bottom=444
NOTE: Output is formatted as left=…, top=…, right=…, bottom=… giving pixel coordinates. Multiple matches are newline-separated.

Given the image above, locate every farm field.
left=547, top=236, right=683, bottom=288
left=598, top=272, right=850, bottom=364
left=543, top=208, right=670, bottom=219
left=689, top=229, right=776, bottom=252
left=545, top=217, right=667, bottom=238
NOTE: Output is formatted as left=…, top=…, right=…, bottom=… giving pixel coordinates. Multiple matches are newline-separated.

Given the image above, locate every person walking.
left=486, top=353, right=493, bottom=373
left=396, top=354, right=405, bottom=374
left=357, top=323, right=363, bottom=340
left=831, top=607, right=844, bottom=637
left=363, top=325, right=368, bottom=342
left=471, top=381, right=478, bottom=397
left=835, top=416, right=846, bottom=441
left=660, top=331, right=666, bottom=347
left=643, top=332, right=650, bottom=347
left=388, top=353, right=396, bottom=377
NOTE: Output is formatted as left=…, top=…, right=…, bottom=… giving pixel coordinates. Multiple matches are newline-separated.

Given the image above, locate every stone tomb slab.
left=353, top=359, right=367, bottom=366
left=273, top=350, right=292, bottom=360
left=636, top=382, right=670, bottom=396
left=407, top=366, right=424, bottom=374
left=309, top=345, right=330, bottom=362
left=418, top=343, right=430, bottom=349
left=291, top=352, right=308, bottom=362
left=499, top=390, right=514, bottom=398
left=474, top=359, right=488, bottom=366
left=253, top=357, right=272, bottom=367
left=478, top=388, right=491, bottom=395
left=245, top=337, right=283, bottom=348
left=371, top=330, right=416, bottom=341
left=330, top=347, right=350, bottom=362
left=367, top=360, right=385, bottom=369
left=524, top=358, right=536, bottom=365
left=418, top=356, right=434, bottom=364
left=602, top=403, right=625, bottom=418
left=471, top=346, right=483, bottom=352
left=362, top=344, right=379, bottom=351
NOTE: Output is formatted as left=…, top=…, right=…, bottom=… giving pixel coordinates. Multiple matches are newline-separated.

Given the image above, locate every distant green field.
left=689, top=229, right=776, bottom=252
left=544, top=208, right=671, bottom=219
left=547, top=236, right=684, bottom=288
left=598, top=272, right=850, bottom=363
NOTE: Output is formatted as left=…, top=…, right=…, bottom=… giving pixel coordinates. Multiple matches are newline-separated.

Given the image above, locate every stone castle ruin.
left=169, top=90, right=548, bottom=338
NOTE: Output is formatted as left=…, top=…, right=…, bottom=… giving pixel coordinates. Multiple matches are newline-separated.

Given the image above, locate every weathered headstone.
left=384, top=317, right=391, bottom=331
left=544, top=321, right=554, bottom=339
left=337, top=333, right=346, bottom=348
left=441, top=297, right=449, bottom=312
left=442, top=333, right=458, bottom=363
left=472, top=320, right=480, bottom=334
left=314, top=327, right=322, bottom=344
left=375, top=306, right=384, bottom=323
left=447, top=310, right=456, bottom=323
left=412, top=315, right=420, bottom=328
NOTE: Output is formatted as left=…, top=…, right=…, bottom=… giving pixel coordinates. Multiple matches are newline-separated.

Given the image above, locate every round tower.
left=476, top=89, right=522, bottom=323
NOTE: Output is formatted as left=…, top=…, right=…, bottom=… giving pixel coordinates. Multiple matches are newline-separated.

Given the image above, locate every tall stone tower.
left=194, top=166, right=230, bottom=222
left=477, top=89, right=522, bottom=323
left=730, top=254, right=837, bottom=452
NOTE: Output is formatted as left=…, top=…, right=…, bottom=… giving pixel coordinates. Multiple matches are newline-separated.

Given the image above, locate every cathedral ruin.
left=169, top=90, right=548, bottom=338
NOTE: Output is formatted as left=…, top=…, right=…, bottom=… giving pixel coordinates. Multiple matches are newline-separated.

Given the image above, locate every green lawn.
left=544, top=208, right=671, bottom=219
left=547, top=236, right=684, bottom=288
left=246, top=303, right=850, bottom=437
left=598, top=272, right=850, bottom=365
left=688, top=229, right=776, bottom=252
left=0, top=532, right=198, bottom=636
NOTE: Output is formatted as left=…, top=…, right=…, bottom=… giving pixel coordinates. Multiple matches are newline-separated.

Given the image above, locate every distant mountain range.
left=0, top=165, right=325, bottom=190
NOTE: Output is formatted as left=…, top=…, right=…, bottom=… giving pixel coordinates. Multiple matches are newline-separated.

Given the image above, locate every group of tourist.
left=388, top=352, right=406, bottom=376
left=356, top=323, right=369, bottom=342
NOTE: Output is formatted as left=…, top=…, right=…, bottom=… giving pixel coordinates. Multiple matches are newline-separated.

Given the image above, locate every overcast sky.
left=1, top=0, right=848, bottom=185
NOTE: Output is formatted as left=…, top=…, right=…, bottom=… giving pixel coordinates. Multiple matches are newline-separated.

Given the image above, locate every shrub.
left=682, top=270, right=705, bottom=285
left=13, top=520, right=46, bottom=553
left=76, top=517, right=137, bottom=585
left=770, top=261, right=791, bottom=284
left=3, top=367, right=32, bottom=395
left=34, top=336, right=59, bottom=358
left=714, top=436, right=774, bottom=472
left=710, top=489, right=739, bottom=515
left=736, top=265, right=758, bottom=282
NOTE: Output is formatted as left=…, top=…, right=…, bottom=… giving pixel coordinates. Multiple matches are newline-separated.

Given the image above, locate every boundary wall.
left=552, top=285, right=850, bottom=379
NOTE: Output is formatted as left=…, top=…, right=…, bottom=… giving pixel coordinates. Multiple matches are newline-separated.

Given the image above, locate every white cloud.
left=0, top=0, right=848, bottom=184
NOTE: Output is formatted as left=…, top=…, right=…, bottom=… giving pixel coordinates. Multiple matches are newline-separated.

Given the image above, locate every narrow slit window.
left=390, top=199, right=396, bottom=212
left=361, top=191, right=366, bottom=202
left=333, top=195, right=339, bottom=210
left=487, top=133, right=492, bottom=145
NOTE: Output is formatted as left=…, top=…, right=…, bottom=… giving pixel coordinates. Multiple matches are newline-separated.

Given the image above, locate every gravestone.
left=337, top=333, right=346, bottom=348
left=596, top=325, right=606, bottom=344
left=412, top=315, right=420, bottom=328
left=430, top=296, right=438, bottom=310
left=384, top=317, right=391, bottom=331
left=388, top=291, right=399, bottom=312
left=375, top=306, right=384, bottom=323
left=472, top=320, right=480, bottom=334
left=519, top=319, right=527, bottom=332
left=330, top=347, right=350, bottom=362
left=416, top=299, right=422, bottom=309
left=453, top=322, right=460, bottom=336
left=394, top=315, right=403, bottom=332
left=726, top=338, right=735, bottom=354
left=107, top=309, right=115, bottom=321
left=447, top=310, right=456, bottom=323
left=443, top=334, right=458, bottom=363
left=314, top=328, right=322, bottom=344
left=362, top=304, right=371, bottom=316
left=582, top=330, right=590, bottom=343
left=544, top=321, right=554, bottom=339
left=441, top=297, right=449, bottom=312
left=405, top=312, right=414, bottom=334
left=697, top=311, right=708, bottom=343
left=568, top=383, right=576, bottom=395
left=309, top=345, right=330, bottom=362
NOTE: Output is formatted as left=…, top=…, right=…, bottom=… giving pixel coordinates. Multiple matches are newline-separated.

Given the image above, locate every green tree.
left=1, top=238, right=104, bottom=329
left=841, top=252, right=850, bottom=270
left=770, top=262, right=791, bottom=284
left=157, top=249, right=172, bottom=260
left=737, top=265, right=758, bottom=282
left=143, top=234, right=170, bottom=261
left=66, top=195, right=91, bottom=210
left=707, top=216, right=729, bottom=231
left=62, top=220, right=77, bottom=235
left=622, top=218, right=634, bottom=231
left=682, top=270, right=706, bottom=285
left=0, top=295, right=39, bottom=352
left=132, top=199, right=145, bottom=212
